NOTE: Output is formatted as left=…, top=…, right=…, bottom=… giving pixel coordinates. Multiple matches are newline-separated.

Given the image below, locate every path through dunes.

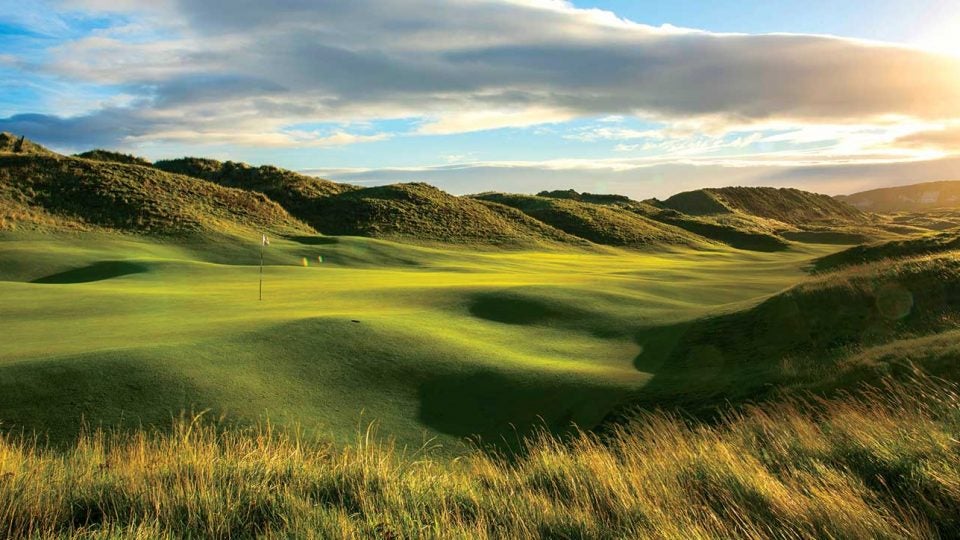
left=0, top=232, right=837, bottom=453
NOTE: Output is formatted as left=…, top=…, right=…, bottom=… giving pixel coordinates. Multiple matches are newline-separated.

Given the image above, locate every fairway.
left=0, top=232, right=838, bottom=453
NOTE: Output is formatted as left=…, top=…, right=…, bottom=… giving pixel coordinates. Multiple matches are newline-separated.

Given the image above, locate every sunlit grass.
left=0, top=374, right=956, bottom=538
left=0, top=232, right=834, bottom=451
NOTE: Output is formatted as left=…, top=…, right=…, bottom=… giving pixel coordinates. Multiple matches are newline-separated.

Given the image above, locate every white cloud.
left=417, top=107, right=577, bottom=135
left=563, top=126, right=666, bottom=142
left=2, top=0, right=959, bottom=161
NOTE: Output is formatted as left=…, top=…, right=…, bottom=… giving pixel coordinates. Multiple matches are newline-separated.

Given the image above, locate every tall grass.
left=1, top=374, right=958, bottom=539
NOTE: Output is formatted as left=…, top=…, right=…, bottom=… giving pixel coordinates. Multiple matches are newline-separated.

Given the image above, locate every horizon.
left=3, top=1, right=960, bottom=198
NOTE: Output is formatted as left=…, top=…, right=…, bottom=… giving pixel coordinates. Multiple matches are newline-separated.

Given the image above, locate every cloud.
left=306, top=152, right=960, bottom=200
left=0, top=109, right=389, bottom=150
left=0, top=110, right=153, bottom=148
left=563, top=126, right=665, bottom=142
left=891, top=125, right=960, bottom=151
left=1, top=0, right=953, bottom=150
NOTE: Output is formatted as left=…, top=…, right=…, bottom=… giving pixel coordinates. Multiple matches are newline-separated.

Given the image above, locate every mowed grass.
left=0, top=231, right=836, bottom=452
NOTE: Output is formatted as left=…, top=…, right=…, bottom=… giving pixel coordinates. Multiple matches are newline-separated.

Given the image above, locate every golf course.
left=3, top=138, right=960, bottom=537
left=0, top=229, right=839, bottom=452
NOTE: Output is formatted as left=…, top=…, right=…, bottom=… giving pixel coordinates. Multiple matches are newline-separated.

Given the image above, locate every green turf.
left=0, top=231, right=839, bottom=453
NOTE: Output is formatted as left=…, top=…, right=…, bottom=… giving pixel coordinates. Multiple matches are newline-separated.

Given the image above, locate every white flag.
left=262, top=234, right=270, bottom=246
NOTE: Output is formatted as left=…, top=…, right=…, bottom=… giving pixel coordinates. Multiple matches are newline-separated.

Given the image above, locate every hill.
left=74, top=149, right=152, bottom=167
left=471, top=192, right=710, bottom=248
left=813, top=228, right=960, bottom=272
left=152, top=160, right=585, bottom=247
left=153, top=158, right=355, bottom=216
left=0, top=148, right=311, bottom=237
left=651, top=186, right=892, bottom=244
left=622, top=249, right=960, bottom=416
left=838, top=180, right=960, bottom=212
left=26, top=137, right=897, bottom=250
left=649, top=210, right=792, bottom=251
left=659, top=186, right=868, bottom=225
left=307, top=183, right=585, bottom=246
left=530, top=189, right=792, bottom=251
left=0, top=132, right=56, bottom=156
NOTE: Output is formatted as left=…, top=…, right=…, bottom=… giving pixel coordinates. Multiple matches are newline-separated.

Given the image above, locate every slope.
left=624, top=250, right=960, bottom=414
left=662, top=186, right=869, bottom=225
left=0, top=231, right=832, bottom=452
left=0, top=143, right=312, bottom=237
left=153, top=157, right=355, bottom=222
left=838, top=180, right=960, bottom=212
left=75, top=149, right=152, bottom=167
left=472, top=192, right=711, bottom=248
left=813, top=228, right=960, bottom=272
left=0, top=131, right=56, bottom=156
left=307, top=183, right=587, bottom=246
left=535, top=189, right=791, bottom=251
left=654, top=186, right=888, bottom=244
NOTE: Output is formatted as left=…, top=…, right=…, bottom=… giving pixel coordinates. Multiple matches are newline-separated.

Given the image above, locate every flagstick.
left=259, top=236, right=264, bottom=301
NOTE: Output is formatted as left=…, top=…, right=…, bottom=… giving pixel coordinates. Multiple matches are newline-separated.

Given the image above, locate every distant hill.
left=472, top=192, right=710, bottom=248
left=536, top=189, right=633, bottom=205
left=659, top=187, right=868, bottom=225
left=532, top=189, right=792, bottom=251
left=0, top=144, right=311, bottom=236
left=157, top=160, right=588, bottom=246
left=649, top=186, right=893, bottom=245
left=838, top=181, right=960, bottom=212
left=307, top=183, right=584, bottom=246
left=75, top=149, right=152, bottom=167
left=0, top=134, right=918, bottom=250
left=649, top=210, right=792, bottom=252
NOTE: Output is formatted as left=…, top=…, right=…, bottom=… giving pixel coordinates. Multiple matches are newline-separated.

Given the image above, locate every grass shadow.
left=31, top=261, right=150, bottom=284
left=285, top=235, right=340, bottom=245
left=417, top=369, right=635, bottom=455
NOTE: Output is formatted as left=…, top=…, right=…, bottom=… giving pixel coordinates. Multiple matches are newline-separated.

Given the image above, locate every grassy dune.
left=1, top=374, right=957, bottom=538
left=0, top=231, right=833, bottom=452
left=814, top=229, right=960, bottom=272
left=0, top=154, right=309, bottom=237
left=3, top=138, right=959, bottom=537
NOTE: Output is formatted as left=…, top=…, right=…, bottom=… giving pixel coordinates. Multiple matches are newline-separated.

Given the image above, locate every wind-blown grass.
left=1, top=373, right=957, bottom=539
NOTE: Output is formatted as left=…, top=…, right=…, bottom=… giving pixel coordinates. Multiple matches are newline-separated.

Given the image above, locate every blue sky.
left=579, top=1, right=953, bottom=43
left=2, top=0, right=960, bottom=198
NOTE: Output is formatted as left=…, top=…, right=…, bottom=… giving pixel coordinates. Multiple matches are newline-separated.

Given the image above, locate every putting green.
left=0, top=231, right=838, bottom=453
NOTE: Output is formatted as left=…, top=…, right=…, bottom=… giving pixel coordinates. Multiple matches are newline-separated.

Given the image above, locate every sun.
left=915, top=15, right=960, bottom=58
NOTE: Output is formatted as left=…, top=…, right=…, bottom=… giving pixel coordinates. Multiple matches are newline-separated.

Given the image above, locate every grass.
left=660, top=186, right=869, bottom=225
left=0, top=154, right=310, bottom=238
left=472, top=192, right=708, bottom=248
left=308, top=184, right=584, bottom=247
left=814, top=228, right=960, bottom=272
left=74, top=150, right=152, bottom=167
left=4, top=138, right=911, bottom=251
left=0, top=230, right=836, bottom=452
left=3, top=138, right=959, bottom=536
left=1, top=373, right=958, bottom=538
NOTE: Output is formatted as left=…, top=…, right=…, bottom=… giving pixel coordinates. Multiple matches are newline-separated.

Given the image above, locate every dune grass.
left=0, top=154, right=310, bottom=238
left=813, top=229, right=960, bottom=272
left=0, top=373, right=957, bottom=539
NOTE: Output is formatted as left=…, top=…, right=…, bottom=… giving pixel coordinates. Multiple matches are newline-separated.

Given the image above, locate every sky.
left=2, top=1, right=960, bottom=199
